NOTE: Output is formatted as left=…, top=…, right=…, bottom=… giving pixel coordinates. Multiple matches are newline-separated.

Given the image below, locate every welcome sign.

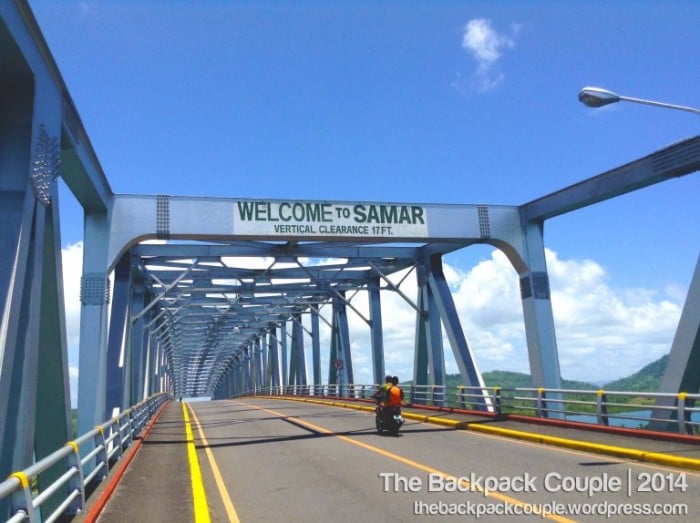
left=233, top=200, right=430, bottom=238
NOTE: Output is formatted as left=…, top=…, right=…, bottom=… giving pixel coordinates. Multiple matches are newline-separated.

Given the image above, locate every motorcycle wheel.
left=375, top=409, right=385, bottom=433
left=388, top=420, right=400, bottom=436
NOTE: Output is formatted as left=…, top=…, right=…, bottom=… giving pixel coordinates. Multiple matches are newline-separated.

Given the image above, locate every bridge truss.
left=1, top=1, right=699, bottom=485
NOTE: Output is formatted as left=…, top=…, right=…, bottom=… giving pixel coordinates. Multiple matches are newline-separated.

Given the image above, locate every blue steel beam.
left=517, top=221, right=563, bottom=394
left=426, top=254, right=487, bottom=409
left=268, top=326, right=280, bottom=389
left=522, top=136, right=700, bottom=221
left=413, top=263, right=430, bottom=390
left=289, top=316, right=307, bottom=388
left=368, top=279, right=385, bottom=385
left=650, top=255, right=700, bottom=430
left=105, top=256, right=129, bottom=417
left=0, top=5, right=73, bottom=501
left=310, top=306, right=322, bottom=387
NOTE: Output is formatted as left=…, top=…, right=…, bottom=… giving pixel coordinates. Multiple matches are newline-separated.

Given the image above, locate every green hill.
left=440, top=353, right=669, bottom=392
left=480, top=370, right=597, bottom=391
left=602, top=354, right=668, bottom=391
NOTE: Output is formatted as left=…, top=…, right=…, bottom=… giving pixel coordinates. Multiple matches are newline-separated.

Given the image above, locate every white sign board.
left=233, top=200, right=429, bottom=239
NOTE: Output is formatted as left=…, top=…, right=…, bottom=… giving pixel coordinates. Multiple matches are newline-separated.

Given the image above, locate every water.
left=567, top=410, right=653, bottom=428
left=567, top=409, right=700, bottom=429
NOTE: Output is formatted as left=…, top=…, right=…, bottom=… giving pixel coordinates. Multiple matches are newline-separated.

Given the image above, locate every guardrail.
left=244, top=384, right=700, bottom=435
left=0, top=393, right=170, bottom=523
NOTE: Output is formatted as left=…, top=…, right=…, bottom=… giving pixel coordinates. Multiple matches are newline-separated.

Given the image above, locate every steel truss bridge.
left=1, top=0, right=699, bottom=497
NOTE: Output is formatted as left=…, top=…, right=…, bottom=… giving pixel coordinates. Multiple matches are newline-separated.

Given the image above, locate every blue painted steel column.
left=413, top=263, right=430, bottom=387
left=105, top=255, right=129, bottom=416
left=311, top=305, right=321, bottom=389
left=0, top=65, right=71, bottom=516
left=146, top=333, right=158, bottom=396
left=519, top=220, right=563, bottom=394
left=249, top=345, right=257, bottom=393
left=329, top=294, right=354, bottom=389
left=426, top=254, right=488, bottom=409
left=288, top=315, right=307, bottom=387
left=413, top=261, right=447, bottom=391
left=0, top=155, right=38, bottom=480
left=261, top=332, right=268, bottom=382
left=267, top=325, right=280, bottom=389
left=368, top=279, right=385, bottom=385
left=254, top=336, right=264, bottom=392
left=651, top=254, right=700, bottom=430
left=77, top=212, right=112, bottom=436
left=280, top=322, right=288, bottom=388
left=128, top=282, right=147, bottom=405
left=241, top=350, right=250, bottom=394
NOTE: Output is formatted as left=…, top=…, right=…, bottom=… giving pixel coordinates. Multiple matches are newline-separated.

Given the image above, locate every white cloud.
left=62, top=241, right=84, bottom=349
left=62, top=241, right=83, bottom=406
left=308, top=248, right=682, bottom=386
left=459, top=18, right=517, bottom=93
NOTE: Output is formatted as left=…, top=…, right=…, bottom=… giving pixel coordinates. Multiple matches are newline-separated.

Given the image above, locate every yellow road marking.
left=276, top=396, right=700, bottom=472
left=188, top=404, right=241, bottom=523
left=455, top=423, right=700, bottom=477
left=182, top=402, right=210, bottom=523
left=237, top=400, right=576, bottom=523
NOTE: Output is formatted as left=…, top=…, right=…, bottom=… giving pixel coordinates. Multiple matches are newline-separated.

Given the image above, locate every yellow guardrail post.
left=7, top=471, right=34, bottom=520
left=677, top=392, right=688, bottom=434
left=493, top=387, right=502, bottom=415
left=596, top=389, right=609, bottom=426
left=65, top=441, right=86, bottom=513
left=536, top=387, right=546, bottom=418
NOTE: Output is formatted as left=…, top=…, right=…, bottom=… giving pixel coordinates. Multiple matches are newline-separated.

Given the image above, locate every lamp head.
left=578, top=87, right=621, bottom=108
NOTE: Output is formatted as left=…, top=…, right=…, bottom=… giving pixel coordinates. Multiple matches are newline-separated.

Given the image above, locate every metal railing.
left=0, top=393, right=170, bottom=523
left=244, top=384, right=700, bottom=435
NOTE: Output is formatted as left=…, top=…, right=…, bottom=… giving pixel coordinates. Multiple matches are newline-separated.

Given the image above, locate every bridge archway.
left=76, top=196, right=560, bottom=435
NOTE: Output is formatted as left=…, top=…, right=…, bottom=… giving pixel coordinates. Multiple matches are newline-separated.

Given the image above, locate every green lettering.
left=380, top=205, right=397, bottom=224
left=237, top=201, right=255, bottom=220
left=353, top=204, right=367, bottom=223
left=412, top=206, right=425, bottom=224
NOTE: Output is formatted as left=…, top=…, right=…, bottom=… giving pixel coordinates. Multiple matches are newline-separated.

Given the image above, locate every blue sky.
left=29, top=1, right=699, bottom=396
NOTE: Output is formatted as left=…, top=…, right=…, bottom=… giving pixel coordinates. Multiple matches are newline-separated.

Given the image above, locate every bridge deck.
left=78, top=398, right=700, bottom=522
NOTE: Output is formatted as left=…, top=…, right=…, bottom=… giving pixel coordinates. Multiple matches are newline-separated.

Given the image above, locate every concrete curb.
left=271, top=396, right=700, bottom=471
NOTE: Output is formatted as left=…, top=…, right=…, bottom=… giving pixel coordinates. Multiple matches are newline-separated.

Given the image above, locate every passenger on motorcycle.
left=379, top=376, right=404, bottom=425
left=373, top=375, right=393, bottom=404
left=386, top=376, right=404, bottom=407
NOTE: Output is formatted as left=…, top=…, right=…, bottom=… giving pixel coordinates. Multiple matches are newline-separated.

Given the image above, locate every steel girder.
left=650, top=254, right=700, bottom=429
left=127, top=242, right=424, bottom=399
left=0, top=6, right=73, bottom=502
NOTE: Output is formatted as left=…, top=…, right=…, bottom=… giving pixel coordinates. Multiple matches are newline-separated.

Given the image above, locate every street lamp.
left=578, top=86, right=700, bottom=115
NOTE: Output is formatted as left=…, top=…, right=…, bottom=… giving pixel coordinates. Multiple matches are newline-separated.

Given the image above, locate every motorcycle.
left=375, top=404, right=404, bottom=435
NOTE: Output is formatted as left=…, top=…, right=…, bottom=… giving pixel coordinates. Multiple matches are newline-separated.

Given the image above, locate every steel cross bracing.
left=130, top=241, right=440, bottom=399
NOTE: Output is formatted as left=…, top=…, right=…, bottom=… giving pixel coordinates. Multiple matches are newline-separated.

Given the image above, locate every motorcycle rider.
left=381, top=376, right=404, bottom=426
left=373, top=375, right=393, bottom=405
left=386, top=376, right=404, bottom=407
left=373, top=375, right=393, bottom=427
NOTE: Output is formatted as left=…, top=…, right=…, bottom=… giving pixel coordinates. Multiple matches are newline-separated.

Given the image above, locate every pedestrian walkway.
left=73, top=402, right=195, bottom=523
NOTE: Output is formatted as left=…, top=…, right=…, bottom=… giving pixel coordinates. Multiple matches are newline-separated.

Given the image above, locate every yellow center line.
left=182, top=402, right=211, bottom=523
left=236, top=400, right=576, bottom=523
left=188, top=404, right=241, bottom=523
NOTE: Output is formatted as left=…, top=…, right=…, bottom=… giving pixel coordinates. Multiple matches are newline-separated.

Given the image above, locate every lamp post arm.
left=617, top=95, right=700, bottom=116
